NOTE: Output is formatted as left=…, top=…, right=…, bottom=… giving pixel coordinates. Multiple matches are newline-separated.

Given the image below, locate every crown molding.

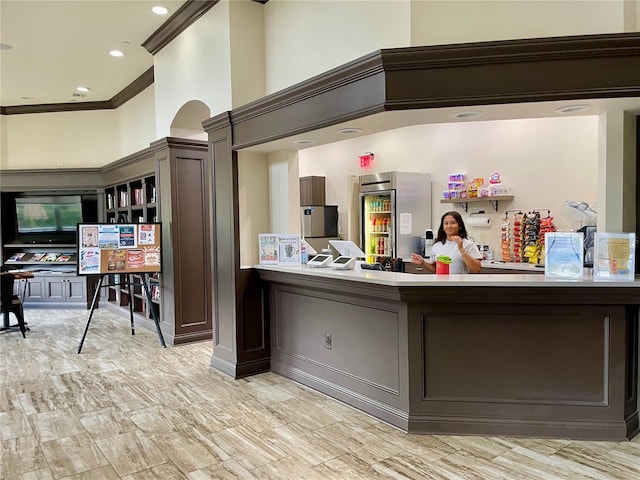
left=142, top=0, right=220, bottom=55
left=1, top=67, right=155, bottom=116
left=110, top=67, right=155, bottom=108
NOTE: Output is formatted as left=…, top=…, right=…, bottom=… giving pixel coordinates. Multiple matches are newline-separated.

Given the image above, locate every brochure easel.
left=75, top=222, right=165, bottom=353
left=77, top=273, right=165, bottom=353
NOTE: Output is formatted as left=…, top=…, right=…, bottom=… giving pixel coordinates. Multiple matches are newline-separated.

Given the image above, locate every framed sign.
left=76, top=223, right=162, bottom=275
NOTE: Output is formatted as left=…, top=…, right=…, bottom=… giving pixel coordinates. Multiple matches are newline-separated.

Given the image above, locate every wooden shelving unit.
left=105, top=175, right=157, bottom=224
left=0, top=190, right=100, bottom=309
left=104, top=173, right=160, bottom=324
left=440, top=195, right=514, bottom=212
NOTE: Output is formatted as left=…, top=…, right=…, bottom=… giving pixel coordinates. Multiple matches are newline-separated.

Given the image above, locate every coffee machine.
left=424, top=229, right=434, bottom=259
left=578, top=225, right=597, bottom=267
left=560, top=201, right=597, bottom=267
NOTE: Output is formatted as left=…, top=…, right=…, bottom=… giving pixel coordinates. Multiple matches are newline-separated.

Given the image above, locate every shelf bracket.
left=456, top=202, right=469, bottom=212
left=488, top=200, right=499, bottom=212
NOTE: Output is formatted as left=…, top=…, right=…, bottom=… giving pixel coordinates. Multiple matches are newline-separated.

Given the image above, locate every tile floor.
left=1, top=308, right=640, bottom=479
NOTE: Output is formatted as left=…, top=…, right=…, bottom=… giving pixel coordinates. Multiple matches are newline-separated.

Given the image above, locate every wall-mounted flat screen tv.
left=15, top=195, right=82, bottom=235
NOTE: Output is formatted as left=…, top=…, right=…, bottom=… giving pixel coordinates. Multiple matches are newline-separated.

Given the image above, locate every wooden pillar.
left=204, top=112, right=270, bottom=378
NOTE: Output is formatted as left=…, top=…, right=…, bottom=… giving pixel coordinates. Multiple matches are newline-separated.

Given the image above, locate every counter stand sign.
left=278, top=234, right=301, bottom=265
left=594, top=232, right=635, bottom=280
left=259, top=234, right=279, bottom=264
left=544, top=232, right=583, bottom=279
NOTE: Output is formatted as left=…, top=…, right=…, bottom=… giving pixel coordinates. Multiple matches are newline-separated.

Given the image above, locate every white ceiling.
left=0, top=0, right=186, bottom=107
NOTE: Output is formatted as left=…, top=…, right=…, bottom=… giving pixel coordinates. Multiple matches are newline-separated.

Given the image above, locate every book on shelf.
left=150, top=186, right=156, bottom=203
left=151, top=284, right=161, bottom=301
left=106, top=193, right=115, bottom=209
left=56, top=254, right=72, bottom=262
left=30, top=253, right=46, bottom=261
left=7, top=252, right=26, bottom=261
left=119, top=191, right=128, bottom=208
left=42, top=253, right=60, bottom=262
left=133, top=188, right=143, bottom=206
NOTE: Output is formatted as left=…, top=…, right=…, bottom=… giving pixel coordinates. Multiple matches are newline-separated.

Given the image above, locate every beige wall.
left=410, top=1, right=631, bottom=46
left=263, top=0, right=410, bottom=94
left=238, top=151, right=271, bottom=267
left=0, top=85, right=156, bottom=170
left=297, top=116, right=600, bottom=255
left=153, top=1, right=233, bottom=138
left=229, top=0, right=266, bottom=108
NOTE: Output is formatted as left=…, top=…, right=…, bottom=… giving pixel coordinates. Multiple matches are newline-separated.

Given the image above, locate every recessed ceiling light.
left=293, top=139, right=316, bottom=145
left=336, top=127, right=363, bottom=135
left=0, top=43, right=12, bottom=50
left=76, top=86, right=91, bottom=93
left=152, top=6, right=170, bottom=15
left=555, top=104, right=592, bottom=114
left=451, top=111, right=482, bottom=120
left=110, top=50, right=125, bottom=57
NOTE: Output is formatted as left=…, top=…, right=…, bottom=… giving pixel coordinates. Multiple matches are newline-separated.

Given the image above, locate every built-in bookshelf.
left=105, top=174, right=156, bottom=224
left=100, top=138, right=211, bottom=345
left=104, top=173, right=160, bottom=325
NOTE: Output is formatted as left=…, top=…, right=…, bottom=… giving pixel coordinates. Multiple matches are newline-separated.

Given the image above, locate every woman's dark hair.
left=436, top=211, right=469, bottom=244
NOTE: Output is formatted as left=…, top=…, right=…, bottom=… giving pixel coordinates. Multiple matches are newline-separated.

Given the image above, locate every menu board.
left=76, top=223, right=162, bottom=275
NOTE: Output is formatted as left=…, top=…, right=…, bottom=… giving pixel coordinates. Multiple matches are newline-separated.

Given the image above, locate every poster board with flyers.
left=76, top=223, right=162, bottom=275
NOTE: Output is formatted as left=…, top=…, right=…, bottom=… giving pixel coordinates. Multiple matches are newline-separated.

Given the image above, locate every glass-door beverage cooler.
left=359, top=171, right=431, bottom=263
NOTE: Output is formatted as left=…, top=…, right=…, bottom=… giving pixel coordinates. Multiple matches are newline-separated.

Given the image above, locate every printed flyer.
left=259, top=233, right=279, bottom=264
left=594, top=233, right=635, bottom=280
left=544, top=232, right=583, bottom=279
left=278, top=234, right=301, bottom=265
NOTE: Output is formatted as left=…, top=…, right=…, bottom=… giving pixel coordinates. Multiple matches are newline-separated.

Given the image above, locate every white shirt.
left=429, top=239, right=483, bottom=274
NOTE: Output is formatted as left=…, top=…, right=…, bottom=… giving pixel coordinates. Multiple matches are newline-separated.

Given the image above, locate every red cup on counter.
left=435, top=260, right=450, bottom=275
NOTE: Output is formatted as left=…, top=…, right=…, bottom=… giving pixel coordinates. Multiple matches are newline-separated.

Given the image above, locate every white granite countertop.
left=481, top=260, right=545, bottom=272
left=253, top=264, right=640, bottom=288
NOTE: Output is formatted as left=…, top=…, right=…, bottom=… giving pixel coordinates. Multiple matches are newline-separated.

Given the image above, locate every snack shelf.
left=440, top=195, right=514, bottom=212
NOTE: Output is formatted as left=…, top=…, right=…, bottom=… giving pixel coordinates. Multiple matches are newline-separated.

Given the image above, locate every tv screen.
left=16, top=195, right=83, bottom=235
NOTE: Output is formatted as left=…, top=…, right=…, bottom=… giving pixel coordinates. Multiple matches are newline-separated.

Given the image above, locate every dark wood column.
left=203, top=113, right=270, bottom=378
left=152, top=137, right=212, bottom=345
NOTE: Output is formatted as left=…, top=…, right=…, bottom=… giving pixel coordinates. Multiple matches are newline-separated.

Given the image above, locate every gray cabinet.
left=44, top=275, right=86, bottom=303
left=18, top=274, right=87, bottom=308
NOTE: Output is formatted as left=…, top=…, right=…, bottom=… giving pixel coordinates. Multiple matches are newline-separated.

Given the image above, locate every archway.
left=170, top=100, right=210, bottom=140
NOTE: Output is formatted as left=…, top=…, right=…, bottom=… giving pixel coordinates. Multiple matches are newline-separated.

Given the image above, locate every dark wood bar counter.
left=255, top=265, right=640, bottom=441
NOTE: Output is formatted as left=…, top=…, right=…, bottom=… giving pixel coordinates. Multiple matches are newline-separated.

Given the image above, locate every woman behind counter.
left=411, top=211, right=483, bottom=274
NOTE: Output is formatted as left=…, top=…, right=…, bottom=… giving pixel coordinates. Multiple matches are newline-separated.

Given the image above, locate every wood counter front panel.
left=407, top=303, right=637, bottom=439
left=270, top=283, right=410, bottom=427
left=421, top=309, right=608, bottom=403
